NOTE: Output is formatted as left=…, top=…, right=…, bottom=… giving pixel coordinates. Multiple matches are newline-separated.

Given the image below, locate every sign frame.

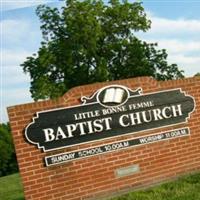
left=25, top=86, right=195, bottom=152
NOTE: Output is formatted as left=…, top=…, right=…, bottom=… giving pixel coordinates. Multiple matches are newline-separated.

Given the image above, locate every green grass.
left=0, top=173, right=24, bottom=200
left=110, top=172, right=200, bottom=200
left=0, top=172, right=200, bottom=200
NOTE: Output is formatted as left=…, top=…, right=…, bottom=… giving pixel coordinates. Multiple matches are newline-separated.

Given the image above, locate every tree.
left=194, top=73, right=200, bottom=76
left=0, top=123, right=18, bottom=177
left=21, top=0, right=184, bottom=100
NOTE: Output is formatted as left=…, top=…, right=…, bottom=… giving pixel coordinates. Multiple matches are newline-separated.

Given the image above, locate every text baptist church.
left=43, top=103, right=182, bottom=142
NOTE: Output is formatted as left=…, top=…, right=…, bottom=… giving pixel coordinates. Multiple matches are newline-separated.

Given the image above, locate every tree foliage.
left=21, top=0, right=184, bottom=100
left=0, top=123, right=18, bottom=177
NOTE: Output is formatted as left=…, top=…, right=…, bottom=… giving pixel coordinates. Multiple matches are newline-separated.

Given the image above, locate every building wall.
left=7, top=77, right=200, bottom=200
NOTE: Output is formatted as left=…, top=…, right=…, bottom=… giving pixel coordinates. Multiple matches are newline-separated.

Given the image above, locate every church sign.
left=25, top=85, right=195, bottom=154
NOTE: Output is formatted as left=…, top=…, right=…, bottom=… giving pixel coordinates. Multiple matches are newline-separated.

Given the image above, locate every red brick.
left=7, top=76, right=200, bottom=200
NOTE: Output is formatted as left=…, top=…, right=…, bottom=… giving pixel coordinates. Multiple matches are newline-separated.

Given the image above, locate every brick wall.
left=7, top=76, right=200, bottom=200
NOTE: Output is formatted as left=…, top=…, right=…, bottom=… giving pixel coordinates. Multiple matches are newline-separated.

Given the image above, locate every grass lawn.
left=0, top=172, right=200, bottom=200
left=0, top=173, right=24, bottom=200
left=110, top=172, right=200, bottom=200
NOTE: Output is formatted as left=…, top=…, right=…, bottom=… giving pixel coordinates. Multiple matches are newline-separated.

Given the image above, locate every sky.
left=1, top=0, right=200, bottom=123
